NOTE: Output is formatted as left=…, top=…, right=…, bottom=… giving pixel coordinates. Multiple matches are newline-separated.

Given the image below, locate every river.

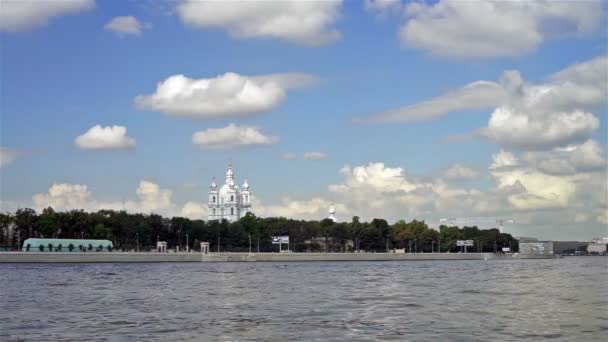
left=1, top=257, right=606, bottom=341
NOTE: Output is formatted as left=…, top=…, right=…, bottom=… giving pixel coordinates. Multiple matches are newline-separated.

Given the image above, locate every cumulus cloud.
left=256, top=197, right=346, bottom=221
left=104, top=16, right=147, bottom=36
left=362, top=55, right=607, bottom=151
left=303, top=152, right=327, bottom=160
left=0, top=0, right=94, bottom=32
left=74, top=125, right=136, bottom=150
left=135, top=181, right=172, bottom=212
left=444, top=164, right=478, bottom=180
left=483, top=108, right=599, bottom=150
left=0, top=148, right=21, bottom=167
left=521, top=140, right=607, bottom=176
left=192, top=124, right=278, bottom=149
left=400, top=0, right=604, bottom=58
left=135, top=72, right=317, bottom=119
left=32, top=180, right=174, bottom=214
left=176, top=0, right=343, bottom=46
left=180, top=201, right=208, bottom=220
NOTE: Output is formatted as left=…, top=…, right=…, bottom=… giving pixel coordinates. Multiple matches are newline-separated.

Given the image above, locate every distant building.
left=519, top=241, right=554, bottom=255
left=22, top=238, right=113, bottom=252
left=553, top=241, right=588, bottom=254
left=587, top=243, right=607, bottom=254
left=328, top=204, right=336, bottom=222
left=208, top=164, right=252, bottom=222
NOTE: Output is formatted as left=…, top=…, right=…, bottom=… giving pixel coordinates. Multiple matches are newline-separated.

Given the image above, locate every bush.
left=68, top=244, right=74, bottom=252
left=39, top=245, right=44, bottom=252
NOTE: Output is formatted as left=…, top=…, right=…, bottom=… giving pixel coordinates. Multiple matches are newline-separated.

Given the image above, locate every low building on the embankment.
left=519, top=241, right=554, bottom=255
left=21, top=238, right=113, bottom=252
left=518, top=240, right=589, bottom=255
left=587, top=242, right=607, bottom=254
left=553, top=241, right=588, bottom=254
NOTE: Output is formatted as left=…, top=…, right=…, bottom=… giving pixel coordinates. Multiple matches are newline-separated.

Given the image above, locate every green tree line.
left=0, top=207, right=518, bottom=252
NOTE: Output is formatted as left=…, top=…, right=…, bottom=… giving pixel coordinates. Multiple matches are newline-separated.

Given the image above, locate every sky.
left=0, top=0, right=607, bottom=240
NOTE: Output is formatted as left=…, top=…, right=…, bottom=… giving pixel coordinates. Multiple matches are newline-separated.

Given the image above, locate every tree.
left=37, top=207, right=59, bottom=238
left=14, top=208, right=37, bottom=240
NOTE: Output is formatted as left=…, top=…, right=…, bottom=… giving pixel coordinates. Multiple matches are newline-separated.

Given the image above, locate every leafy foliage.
left=0, top=209, right=519, bottom=252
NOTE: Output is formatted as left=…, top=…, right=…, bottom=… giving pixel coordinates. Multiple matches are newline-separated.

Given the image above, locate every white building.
left=328, top=204, right=336, bottom=222
left=208, top=164, right=252, bottom=222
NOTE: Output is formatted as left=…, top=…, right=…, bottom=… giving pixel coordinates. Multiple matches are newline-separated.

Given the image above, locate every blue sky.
left=1, top=0, right=607, bottom=240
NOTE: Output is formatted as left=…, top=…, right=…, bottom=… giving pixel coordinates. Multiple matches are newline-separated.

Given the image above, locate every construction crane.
left=439, top=217, right=514, bottom=233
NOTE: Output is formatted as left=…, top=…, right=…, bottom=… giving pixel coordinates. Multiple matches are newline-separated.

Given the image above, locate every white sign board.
left=502, top=247, right=510, bottom=252
left=457, top=240, right=474, bottom=247
left=272, top=236, right=289, bottom=244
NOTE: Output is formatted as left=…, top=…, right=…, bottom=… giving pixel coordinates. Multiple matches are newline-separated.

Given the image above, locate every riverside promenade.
left=0, top=252, right=558, bottom=263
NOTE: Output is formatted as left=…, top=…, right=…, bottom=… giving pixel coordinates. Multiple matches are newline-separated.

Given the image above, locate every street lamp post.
left=81, top=232, right=84, bottom=240
left=432, top=240, right=435, bottom=253
left=136, top=232, right=139, bottom=253
left=249, top=234, right=252, bottom=255
left=186, top=233, right=189, bottom=253
left=414, top=239, right=417, bottom=253
left=217, top=235, right=221, bottom=253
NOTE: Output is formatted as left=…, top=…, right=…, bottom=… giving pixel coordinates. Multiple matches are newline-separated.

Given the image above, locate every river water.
left=1, top=257, right=606, bottom=341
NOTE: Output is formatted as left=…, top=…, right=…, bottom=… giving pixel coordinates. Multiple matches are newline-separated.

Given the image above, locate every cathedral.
left=208, top=164, right=252, bottom=222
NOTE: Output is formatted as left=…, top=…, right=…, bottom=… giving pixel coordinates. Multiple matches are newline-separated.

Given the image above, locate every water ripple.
left=0, top=258, right=606, bottom=341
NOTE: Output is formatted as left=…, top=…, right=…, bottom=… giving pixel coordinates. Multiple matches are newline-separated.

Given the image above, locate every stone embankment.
left=0, top=252, right=558, bottom=263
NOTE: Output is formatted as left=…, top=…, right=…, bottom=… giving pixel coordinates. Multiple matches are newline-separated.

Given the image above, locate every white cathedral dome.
left=218, top=183, right=240, bottom=199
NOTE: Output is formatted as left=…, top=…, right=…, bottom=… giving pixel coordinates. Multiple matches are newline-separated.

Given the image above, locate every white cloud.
left=598, top=210, right=608, bottom=225
left=362, top=55, right=607, bottom=151
left=303, top=152, right=327, bottom=160
left=400, top=0, right=604, bottom=58
left=104, top=16, right=146, bottom=36
left=32, top=180, right=174, bottom=214
left=176, top=0, right=343, bottom=46
left=135, top=72, right=317, bottom=119
left=0, top=0, right=94, bottom=32
left=0, top=147, right=20, bottom=167
left=74, top=125, right=136, bottom=150
left=365, top=0, right=402, bottom=17
left=282, top=153, right=297, bottom=160
left=359, top=79, right=508, bottom=123
left=135, top=181, right=172, bottom=212
left=489, top=150, right=519, bottom=170
left=445, top=164, right=478, bottom=180
left=192, top=124, right=278, bottom=149
left=521, top=140, right=607, bottom=175
left=256, top=197, right=346, bottom=221
left=180, top=201, right=208, bottom=220
left=33, top=183, right=94, bottom=211
left=484, top=107, right=599, bottom=150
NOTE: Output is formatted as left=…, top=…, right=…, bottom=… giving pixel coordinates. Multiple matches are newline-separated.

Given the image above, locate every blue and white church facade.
left=208, top=164, right=252, bottom=222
